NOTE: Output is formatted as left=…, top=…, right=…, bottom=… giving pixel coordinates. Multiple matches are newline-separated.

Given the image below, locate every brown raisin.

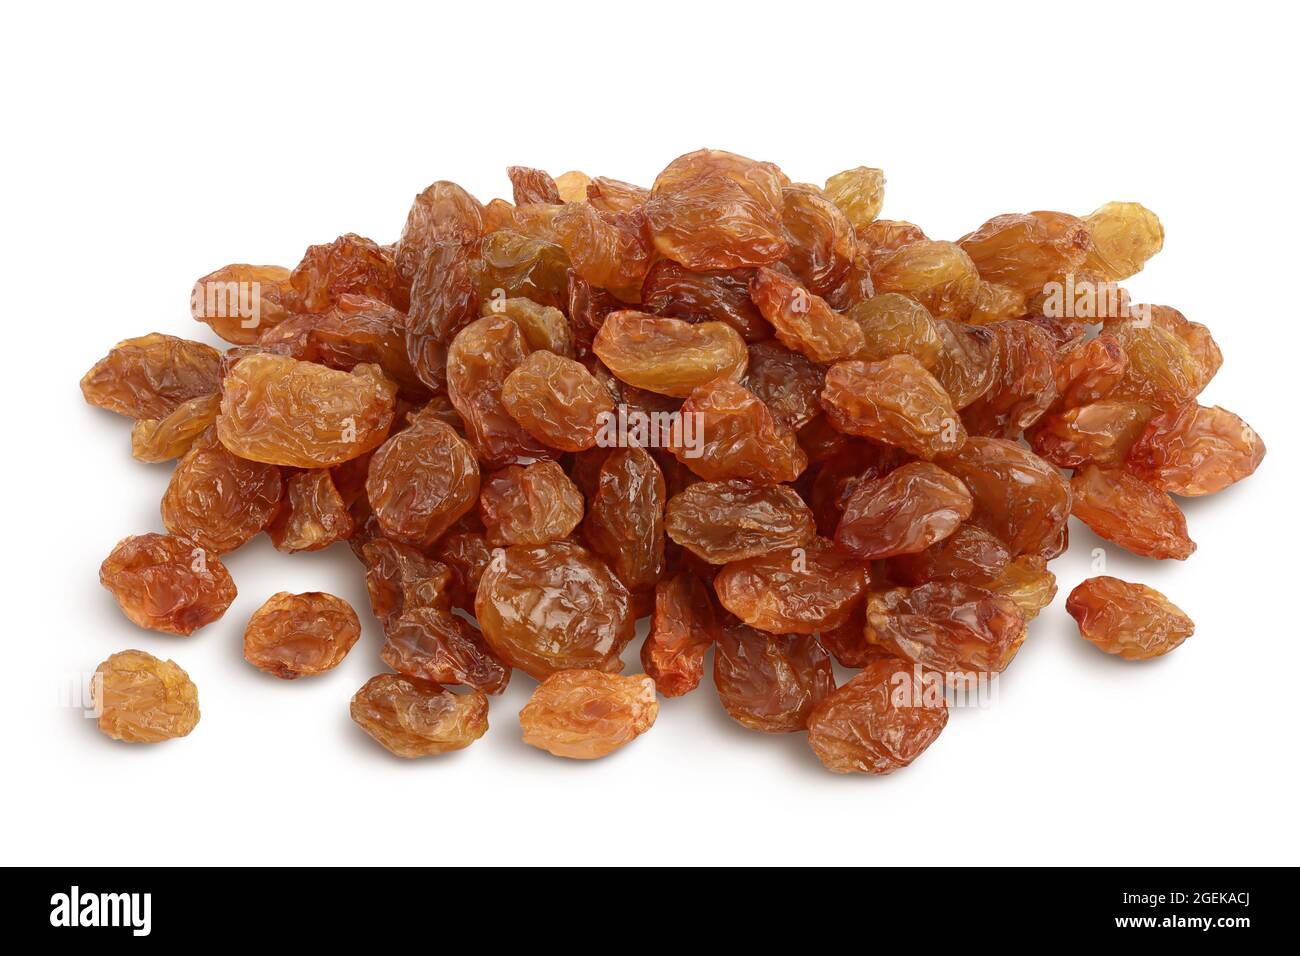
left=243, top=591, right=361, bottom=679
left=1066, top=576, right=1193, bottom=660
left=350, top=675, right=488, bottom=758
left=100, top=533, right=236, bottom=635
left=92, top=650, right=200, bottom=744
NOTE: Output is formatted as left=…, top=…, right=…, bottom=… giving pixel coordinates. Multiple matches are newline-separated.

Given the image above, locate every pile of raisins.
left=81, top=151, right=1265, bottom=771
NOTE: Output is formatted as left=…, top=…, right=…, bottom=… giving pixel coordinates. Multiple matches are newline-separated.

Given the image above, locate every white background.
left=2, top=1, right=1297, bottom=866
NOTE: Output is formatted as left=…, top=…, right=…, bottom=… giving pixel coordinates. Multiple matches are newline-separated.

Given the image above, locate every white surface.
left=2, top=1, right=1297, bottom=867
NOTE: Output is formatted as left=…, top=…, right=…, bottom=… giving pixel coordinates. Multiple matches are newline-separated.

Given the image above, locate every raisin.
left=749, top=266, right=866, bottom=363
left=1054, top=333, right=1127, bottom=409
left=806, top=657, right=948, bottom=774
left=1066, top=576, right=1193, bottom=660
left=582, top=447, right=666, bottom=592
left=714, top=537, right=868, bottom=635
left=552, top=201, right=653, bottom=301
left=479, top=459, right=584, bottom=546
left=92, top=650, right=200, bottom=744
left=887, top=523, right=1012, bottom=587
left=130, top=393, right=220, bottom=463
left=822, top=166, right=885, bottom=230
left=820, top=355, right=966, bottom=459
left=446, top=315, right=553, bottom=466
left=406, top=239, right=480, bottom=392
left=641, top=260, right=770, bottom=342
left=845, top=293, right=942, bottom=367
left=712, top=622, right=835, bottom=732
left=161, top=429, right=282, bottom=554
left=478, top=230, right=570, bottom=309
left=291, top=233, right=404, bottom=313
left=475, top=540, right=634, bottom=678
left=481, top=296, right=574, bottom=357
left=381, top=607, right=511, bottom=694
left=217, top=353, right=397, bottom=467
left=520, top=670, right=658, bottom=759
left=742, top=340, right=824, bottom=430
left=1126, top=403, right=1266, bottom=496
left=780, top=185, right=856, bottom=298
left=507, top=166, right=563, bottom=205
left=100, top=533, right=236, bottom=635
left=243, top=591, right=361, bottom=679
left=350, top=674, right=488, bottom=758
left=361, top=538, right=453, bottom=624
left=666, top=480, right=815, bottom=564
left=587, top=176, right=650, bottom=214
left=834, top=461, right=974, bottom=559
left=930, top=318, right=997, bottom=409
left=859, top=219, right=927, bottom=268
left=366, top=415, right=481, bottom=549
left=554, top=170, right=592, bottom=203
left=641, top=572, right=717, bottom=697
left=432, top=530, right=492, bottom=610
left=1028, top=400, right=1154, bottom=469
left=968, top=281, right=1027, bottom=325
left=1108, top=318, right=1206, bottom=408
left=1082, top=202, right=1164, bottom=281
left=500, top=350, right=614, bottom=452
left=1069, top=464, right=1195, bottom=560
left=645, top=149, right=787, bottom=270
left=265, top=469, right=353, bottom=553
left=986, top=555, right=1057, bottom=623
left=865, top=582, right=1026, bottom=674
left=81, top=333, right=222, bottom=419
left=957, top=212, right=1091, bottom=296
left=593, top=311, right=748, bottom=397
left=673, top=379, right=807, bottom=483
left=395, top=181, right=485, bottom=285
left=937, top=437, right=1071, bottom=558
left=961, top=320, right=1060, bottom=438
left=191, top=264, right=299, bottom=344
left=870, top=240, right=980, bottom=320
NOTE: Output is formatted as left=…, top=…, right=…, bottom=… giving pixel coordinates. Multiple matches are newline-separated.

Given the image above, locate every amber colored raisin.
left=641, top=572, right=717, bottom=697
left=870, top=240, right=981, bottom=320
left=749, top=266, right=866, bottom=364
left=713, top=622, right=835, bottom=732
left=497, top=350, right=611, bottom=452
left=822, top=166, right=885, bottom=230
left=475, top=540, right=634, bottom=678
left=806, top=656, right=948, bottom=775
left=641, top=260, right=770, bottom=342
left=714, top=537, right=868, bottom=635
left=937, top=437, right=1071, bottom=558
left=673, top=379, right=807, bottom=483
left=780, top=185, right=856, bottom=298
left=100, top=533, right=236, bottom=635
left=859, top=219, right=927, bottom=268
left=834, top=462, right=974, bottom=559
left=361, top=538, right=453, bottom=625
left=887, top=524, right=1012, bottom=587
left=243, top=591, right=361, bottom=679
left=593, top=311, right=748, bottom=398
left=554, top=170, right=592, bottom=203
left=930, top=318, right=996, bottom=410
left=405, top=239, right=480, bottom=392
left=446, top=315, right=554, bottom=466
left=478, top=229, right=571, bottom=308
left=961, top=320, right=1060, bottom=438
left=190, top=264, right=299, bottom=344
left=266, top=469, right=353, bottom=553
left=742, top=340, right=824, bottom=430
left=845, top=293, right=942, bottom=367
left=479, top=459, right=584, bottom=546
left=92, top=650, right=200, bottom=744
left=217, top=353, right=397, bottom=467
left=432, top=530, right=492, bottom=610
left=520, top=670, right=658, bottom=759
left=162, top=429, right=282, bottom=554
left=1028, top=400, right=1154, bottom=469
left=366, top=415, right=481, bottom=549
left=582, top=447, right=666, bottom=592
left=865, top=582, right=1026, bottom=674
left=587, top=176, right=650, bottom=213
left=1054, top=333, right=1128, bottom=409
left=552, top=201, right=653, bottom=301
left=81, top=333, right=223, bottom=419
left=381, top=607, right=510, bottom=694
left=292, top=233, right=404, bottom=313
left=1108, top=318, right=1206, bottom=408
left=395, top=181, right=485, bottom=285
left=1066, top=576, right=1193, bottom=660
left=986, top=555, right=1057, bottom=623
left=507, top=166, right=562, bottom=205
left=821, top=356, right=966, bottom=459
left=1069, top=464, right=1195, bottom=560
left=350, top=674, right=488, bottom=758
left=968, top=281, right=1027, bottom=325
left=131, top=393, right=220, bottom=463
left=957, top=212, right=1091, bottom=296
left=1126, top=403, right=1266, bottom=496
left=666, top=480, right=815, bottom=564
left=481, top=296, right=574, bottom=357
left=645, top=149, right=787, bottom=270
left=1081, top=202, right=1164, bottom=281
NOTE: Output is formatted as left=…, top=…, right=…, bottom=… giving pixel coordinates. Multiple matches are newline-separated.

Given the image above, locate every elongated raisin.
left=582, top=447, right=666, bottom=593
left=1070, top=464, right=1195, bottom=560
left=479, top=459, right=584, bottom=546
left=865, top=582, right=1025, bottom=674
left=243, top=592, right=361, bottom=679
left=350, top=675, right=488, bottom=758
left=749, top=266, right=866, bottom=364
left=666, top=480, right=815, bottom=564
left=381, top=607, right=510, bottom=694
left=642, top=572, right=717, bottom=697
left=593, top=311, right=748, bottom=397
left=162, top=429, right=282, bottom=554
left=714, top=537, right=868, bottom=635
left=520, top=670, right=658, bottom=759
left=673, top=379, right=807, bottom=483
left=821, top=355, right=966, bottom=459
left=82, top=333, right=222, bottom=419
left=266, top=468, right=353, bottom=553
left=1126, top=403, right=1266, bottom=496
left=713, top=623, right=834, bottom=732
left=1066, top=576, right=1193, bottom=660
left=100, top=533, right=236, bottom=635
left=131, top=393, right=220, bottom=462
left=834, top=462, right=973, bottom=559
